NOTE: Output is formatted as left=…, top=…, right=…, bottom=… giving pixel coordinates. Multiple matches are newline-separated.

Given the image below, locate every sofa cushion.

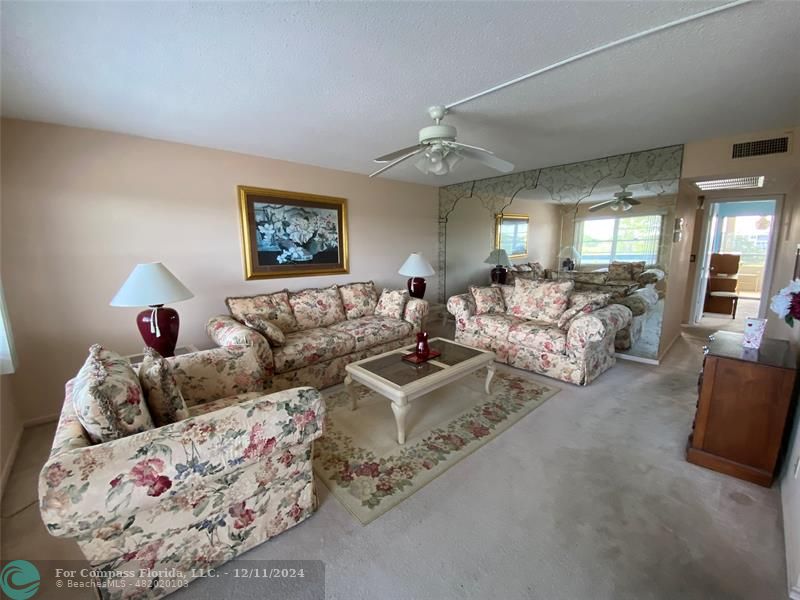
left=507, top=279, right=573, bottom=324
left=464, top=314, right=518, bottom=341
left=226, top=291, right=298, bottom=333
left=241, top=313, right=286, bottom=347
left=469, top=286, right=505, bottom=315
left=375, top=289, right=409, bottom=320
left=330, top=315, right=413, bottom=351
left=563, top=271, right=608, bottom=285
left=272, top=328, right=356, bottom=373
left=508, top=321, right=567, bottom=354
left=612, top=294, right=650, bottom=317
left=138, top=347, right=190, bottom=427
left=72, top=344, right=154, bottom=443
left=186, top=391, right=265, bottom=417
left=608, top=262, right=633, bottom=281
left=289, top=285, right=346, bottom=330
left=339, top=281, right=379, bottom=320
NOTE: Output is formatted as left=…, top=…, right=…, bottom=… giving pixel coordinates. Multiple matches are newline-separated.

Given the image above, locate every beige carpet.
left=314, top=369, right=559, bottom=524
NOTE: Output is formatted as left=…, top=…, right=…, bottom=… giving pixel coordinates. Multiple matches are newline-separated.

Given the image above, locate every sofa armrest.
left=403, top=298, right=429, bottom=332
left=566, top=304, right=632, bottom=357
left=207, top=315, right=273, bottom=368
left=40, top=387, right=325, bottom=539
left=447, top=294, right=475, bottom=331
left=169, top=346, right=269, bottom=406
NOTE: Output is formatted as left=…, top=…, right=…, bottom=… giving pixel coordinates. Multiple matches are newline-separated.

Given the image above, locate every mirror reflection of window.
left=495, top=214, right=529, bottom=258
left=575, top=214, right=663, bottom=266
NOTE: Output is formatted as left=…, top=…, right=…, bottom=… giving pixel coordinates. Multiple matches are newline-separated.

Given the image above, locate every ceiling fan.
left=588, top=185, right=641, bottom=212
left=369, top=106, right=515, bottom=178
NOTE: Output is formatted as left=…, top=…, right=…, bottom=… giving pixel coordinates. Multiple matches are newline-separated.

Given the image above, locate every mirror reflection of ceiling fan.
left=588, top=185, right=642, bottom=212
left=369, top=106, right=514, bottom=178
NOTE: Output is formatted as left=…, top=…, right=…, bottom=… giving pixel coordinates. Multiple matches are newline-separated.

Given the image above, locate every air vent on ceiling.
left=732, top=136, right=790, bottom=159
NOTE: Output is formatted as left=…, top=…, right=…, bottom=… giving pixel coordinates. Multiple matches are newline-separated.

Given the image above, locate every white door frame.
left=689, top=194, right=783, bottom=324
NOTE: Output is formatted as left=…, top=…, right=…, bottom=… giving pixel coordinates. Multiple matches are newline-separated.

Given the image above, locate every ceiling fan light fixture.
left=622, top=201, right=633, bottom=211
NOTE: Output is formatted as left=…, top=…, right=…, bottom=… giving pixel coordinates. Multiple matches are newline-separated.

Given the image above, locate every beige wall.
left=657, top=181, right=699, bottom=357
left=445, top=197, right=560, bottom=298
left=0, top=119, right=439, bottom=422
left=0, top=376, right=22, bottom=495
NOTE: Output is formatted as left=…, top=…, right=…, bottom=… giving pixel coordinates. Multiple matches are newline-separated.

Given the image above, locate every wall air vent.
left=695, top=176, right=765, bottom=191
left=732, top=136, right=790, bottom=159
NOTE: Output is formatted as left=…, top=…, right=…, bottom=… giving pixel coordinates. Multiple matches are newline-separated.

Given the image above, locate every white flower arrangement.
left=770, top=279, right=800, bottom=326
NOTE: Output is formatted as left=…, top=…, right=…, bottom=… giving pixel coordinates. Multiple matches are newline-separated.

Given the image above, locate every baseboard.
left=24, top=412, right=59, bottom=427
left=616, top=353, right=659, bottom=366
left=0, top=427, right=23, bottom=501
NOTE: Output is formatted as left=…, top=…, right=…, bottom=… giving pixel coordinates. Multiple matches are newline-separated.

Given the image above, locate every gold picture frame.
left=494, top=213, right=529, bottom=259
left=237, top=186, right=349, bottom=280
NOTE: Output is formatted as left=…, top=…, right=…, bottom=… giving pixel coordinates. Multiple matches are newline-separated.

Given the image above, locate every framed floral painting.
left=237, top=186, right=349, bottom=280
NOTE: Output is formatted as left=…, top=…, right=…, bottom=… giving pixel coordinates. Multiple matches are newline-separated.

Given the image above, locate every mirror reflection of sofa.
left=551, top=261, right=666, bottom=351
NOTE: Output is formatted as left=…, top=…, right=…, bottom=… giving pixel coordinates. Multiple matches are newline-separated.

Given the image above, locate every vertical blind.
left=575, top=214, right=663, bottom=265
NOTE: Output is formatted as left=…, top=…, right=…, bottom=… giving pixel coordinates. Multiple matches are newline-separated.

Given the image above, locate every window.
left=495, top=214, right=529, bottom=258
left=575, top=214, right=663, bottom=265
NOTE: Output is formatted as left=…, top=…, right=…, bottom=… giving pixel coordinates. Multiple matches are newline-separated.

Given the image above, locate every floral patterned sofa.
left=207, top=282, right=428, bottom=394
left=39, top=344, right=325, bottom=599
left=447, top=280, right=632, bottom=385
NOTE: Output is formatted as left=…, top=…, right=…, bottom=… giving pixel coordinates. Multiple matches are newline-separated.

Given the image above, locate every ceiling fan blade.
left=446, top=140, right=494, bottom=155
left=369, top=148, right=426, bottom=178
left=589, top=201, right=616, bottom=212
left=627, top=198, right=642, bottom=206
left=456, top=147, right=514, bottom=173
left=374, top=145, right=424, bottom=163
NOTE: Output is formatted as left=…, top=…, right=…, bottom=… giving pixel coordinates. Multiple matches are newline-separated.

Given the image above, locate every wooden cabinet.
left=687, top=331, right=796, bottom=487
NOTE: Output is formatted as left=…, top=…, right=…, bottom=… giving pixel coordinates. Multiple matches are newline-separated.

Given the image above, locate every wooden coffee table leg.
left=485, top=364, right=496, bottom=395
left=345, top=375, right=358, bottom=411
left=390, top=400, right=410, bottom=445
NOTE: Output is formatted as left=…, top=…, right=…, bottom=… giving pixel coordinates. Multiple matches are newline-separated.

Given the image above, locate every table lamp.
left=398, top=253, right=435, bottom=299
left=110, top=262, right=194, bottom=357
left=558, top=246, right=581, bottom=271
left=484, top=249, right=512, bottom=284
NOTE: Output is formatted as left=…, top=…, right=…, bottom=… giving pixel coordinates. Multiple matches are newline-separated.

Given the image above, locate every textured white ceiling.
left=2, top=1, right=799, bottom=186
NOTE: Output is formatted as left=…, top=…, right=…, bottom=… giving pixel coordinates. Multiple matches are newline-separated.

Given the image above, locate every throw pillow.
left=469, top=286, right=505, bottom=315
left=557, top=291, right=611, bottom=329
left=72, top=344, right=154, bottom=443
left=608, top=262, right=633, bottom=281
left=241, top=313, right=287, bottom=346
left=507, top=279, right=573, bottom=324
left=628, top=261, right=646, bottom=280
left=226, top=291, right=298, bottom=332
left=138, top=347, right=190, bottom=427
left=289, top=285, right=347, bottom=330
left=339, top=281, right=379, bottom=319
left=375, top=289, right=409, bottom=320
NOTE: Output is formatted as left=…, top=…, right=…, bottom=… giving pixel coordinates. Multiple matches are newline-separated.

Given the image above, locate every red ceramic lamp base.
left=407, top=277, right=427, bottom=299
left=136, top=305, right=180, bottom=357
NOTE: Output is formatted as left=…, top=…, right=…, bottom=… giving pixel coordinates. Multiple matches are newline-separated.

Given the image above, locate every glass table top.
left=355, top=338, right=487, bottom=386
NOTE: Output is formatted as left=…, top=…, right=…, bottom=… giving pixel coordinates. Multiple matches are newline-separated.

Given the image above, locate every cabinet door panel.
left=702, top=359, right=793, bottom=470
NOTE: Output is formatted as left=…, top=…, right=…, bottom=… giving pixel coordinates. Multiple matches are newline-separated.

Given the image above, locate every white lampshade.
left=110, top=262, right=194, bottom=307
left=484, top=249, right=512, bottom=267
left=398, top=253, right=435, bottom=277
left=558, top=246, right=582, bottom=260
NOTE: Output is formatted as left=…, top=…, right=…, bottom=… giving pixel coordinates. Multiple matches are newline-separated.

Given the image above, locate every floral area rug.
left=313, top=369, right=559, bottom=524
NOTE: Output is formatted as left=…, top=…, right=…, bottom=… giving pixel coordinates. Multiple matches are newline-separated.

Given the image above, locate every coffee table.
left=344, top=338, right=496, bottom=444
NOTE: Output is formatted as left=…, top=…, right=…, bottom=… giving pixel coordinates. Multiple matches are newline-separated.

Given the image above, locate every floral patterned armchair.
left=39, top=346, right=325, bottom=599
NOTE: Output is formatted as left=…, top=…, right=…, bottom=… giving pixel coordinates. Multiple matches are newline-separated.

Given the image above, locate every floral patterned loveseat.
left=207, top=282, right=429, bottom=393
left=447, top=280, right=632, bottom=385
left=39, top=345, right=325, bottom=599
